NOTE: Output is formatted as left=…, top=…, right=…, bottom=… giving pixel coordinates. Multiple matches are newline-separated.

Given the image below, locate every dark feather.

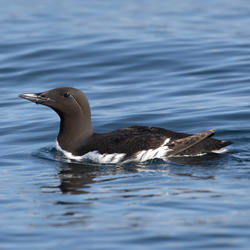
left=166, top=129, right=215, bottom=156
left=74, top=126, right=232, bottom=157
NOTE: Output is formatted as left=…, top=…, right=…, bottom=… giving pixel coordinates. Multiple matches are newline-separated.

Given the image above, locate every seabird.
left=19, top=87, right=232, bottom=164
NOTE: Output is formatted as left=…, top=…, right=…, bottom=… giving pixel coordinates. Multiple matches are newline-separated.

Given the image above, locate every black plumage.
left=19, top=87, right=232, bottom=163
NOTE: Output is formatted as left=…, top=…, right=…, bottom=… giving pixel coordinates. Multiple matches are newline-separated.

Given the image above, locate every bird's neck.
left=57, top=113, right=93, bottom=153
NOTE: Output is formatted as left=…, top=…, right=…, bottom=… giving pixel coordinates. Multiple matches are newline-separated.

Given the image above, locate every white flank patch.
left=55, top=141, right=126, bottom=164
left=212, top=147, right=228, bottom=154
left=56, top=138, right=171, bottom=164
left=55, top=140, right=228, bottom=164
left=123, top=138, right=171, bottom=163
left=170, top=153, right=207, bottom=158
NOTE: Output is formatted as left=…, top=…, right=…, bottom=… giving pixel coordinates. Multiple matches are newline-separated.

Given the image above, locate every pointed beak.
left=19, top=93, right=54, bottom=104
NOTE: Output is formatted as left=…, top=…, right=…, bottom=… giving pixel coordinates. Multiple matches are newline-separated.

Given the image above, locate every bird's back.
left=73, top=126, right=231, bottom=159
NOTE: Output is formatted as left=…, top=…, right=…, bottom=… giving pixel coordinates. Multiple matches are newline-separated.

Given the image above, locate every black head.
left=19, top=87, right=93, bottom=152
left=19, top=87, right=91, bottom=118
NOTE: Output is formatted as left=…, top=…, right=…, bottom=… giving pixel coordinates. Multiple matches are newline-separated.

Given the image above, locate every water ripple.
left=1, top=0, right=250, bottom=249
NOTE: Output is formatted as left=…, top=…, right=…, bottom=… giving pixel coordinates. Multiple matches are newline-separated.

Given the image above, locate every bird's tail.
left=166, top=129, right=231, bottom=157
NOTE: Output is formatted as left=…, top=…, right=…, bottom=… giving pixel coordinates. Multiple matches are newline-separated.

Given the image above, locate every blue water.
left=1, top=0, right=250, bottom=249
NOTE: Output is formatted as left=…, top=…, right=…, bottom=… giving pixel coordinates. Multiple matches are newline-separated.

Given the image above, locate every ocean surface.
left=1, top=0, right=250, bottom=249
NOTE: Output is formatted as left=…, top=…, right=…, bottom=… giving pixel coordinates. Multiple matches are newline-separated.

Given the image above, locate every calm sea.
left=1, top=0, right=250, bottom=249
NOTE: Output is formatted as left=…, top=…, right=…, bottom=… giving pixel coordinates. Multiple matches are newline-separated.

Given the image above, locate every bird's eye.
left=64, top=92, right=70, bottom=98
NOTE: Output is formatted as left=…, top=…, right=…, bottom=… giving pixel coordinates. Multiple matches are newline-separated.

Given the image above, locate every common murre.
left=19, top=87, right=232, bottom=164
